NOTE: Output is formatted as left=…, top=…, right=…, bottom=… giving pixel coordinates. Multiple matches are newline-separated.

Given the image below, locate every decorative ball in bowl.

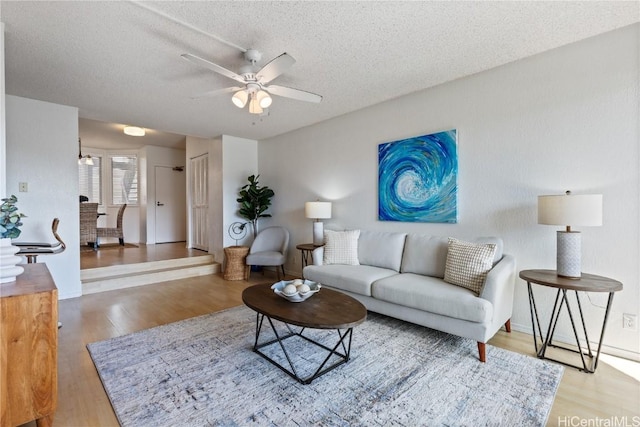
left=272, top=280, right=321, bottom=303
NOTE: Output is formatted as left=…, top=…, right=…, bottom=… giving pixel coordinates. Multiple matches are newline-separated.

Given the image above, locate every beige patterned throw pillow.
left=323, top=230, right=360, bottom=265
left=444, top=238, right=497, bottom=295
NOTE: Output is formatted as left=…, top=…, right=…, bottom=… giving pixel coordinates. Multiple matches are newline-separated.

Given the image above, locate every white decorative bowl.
left=272, top=280, right=321, bottom=303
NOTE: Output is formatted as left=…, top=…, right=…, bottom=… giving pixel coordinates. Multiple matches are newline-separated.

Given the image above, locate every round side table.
left=296, top=243, right=321, bottom=272
left=519, top=269, right=622, bottom=373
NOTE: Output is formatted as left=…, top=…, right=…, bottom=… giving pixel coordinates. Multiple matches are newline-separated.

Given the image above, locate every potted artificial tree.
left=236, top=174, right=275, bottom=239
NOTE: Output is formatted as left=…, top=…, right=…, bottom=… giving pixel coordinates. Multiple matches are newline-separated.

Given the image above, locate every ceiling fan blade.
left=256, top=53, right=296, bottom=84
left=181, top=53, right=245, bottom=84
left=190, top=86, right=244, bottom=99
left=265, top=85, right=323, bottom=103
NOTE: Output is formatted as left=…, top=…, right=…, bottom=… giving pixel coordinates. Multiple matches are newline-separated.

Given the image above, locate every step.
left=81, top=255, right=215, bottom=281
left=82, top=256, right=221, bottom=295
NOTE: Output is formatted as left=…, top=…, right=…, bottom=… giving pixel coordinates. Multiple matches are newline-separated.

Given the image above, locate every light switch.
left=19, top=182, right=28, bottom=192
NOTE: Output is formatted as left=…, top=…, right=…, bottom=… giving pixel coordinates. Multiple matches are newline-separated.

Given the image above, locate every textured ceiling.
left=1, top=1, right=638, bottom=147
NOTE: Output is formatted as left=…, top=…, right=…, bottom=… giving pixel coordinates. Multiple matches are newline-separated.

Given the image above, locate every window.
left=111, top=155, right=138, bottom=205
left=78, top=156, right=102, bottom=204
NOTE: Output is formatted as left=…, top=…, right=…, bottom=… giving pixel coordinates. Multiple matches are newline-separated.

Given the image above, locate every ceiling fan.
left=181, top=49, right=322, bottom=114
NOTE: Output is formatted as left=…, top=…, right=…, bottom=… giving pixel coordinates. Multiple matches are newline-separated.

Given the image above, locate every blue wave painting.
left=378, top=130, right=457, bottom=223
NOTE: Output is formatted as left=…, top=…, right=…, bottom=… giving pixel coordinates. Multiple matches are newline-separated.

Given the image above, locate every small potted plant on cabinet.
left=0, top=195, right=26, bottom=283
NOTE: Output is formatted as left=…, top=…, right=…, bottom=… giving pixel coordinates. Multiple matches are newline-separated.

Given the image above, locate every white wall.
left=259, top=25, right=640, bottom=359
left=138, top=145, right=186, bottom=244
left=6, top=95, right=81, bottom=299
left=222, top=135, right=258, bottom=248
left=1, top=23, right=6, bottom=197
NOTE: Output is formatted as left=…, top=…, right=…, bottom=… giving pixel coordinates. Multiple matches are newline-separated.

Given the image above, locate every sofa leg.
left=245, top=266, right=251, bottom=280
left=477, top=342, right=486, bottom=363
left=504, top=319, right=511, bottom=333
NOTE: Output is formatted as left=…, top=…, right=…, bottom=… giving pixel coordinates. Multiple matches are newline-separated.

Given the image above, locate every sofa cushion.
left=323, top=229, right=360, bottom=265
left=444, top=238, right=497, bottom=295
left=304, top=264, right=398, bottom=296
left=357, top=230, right=407, bottom=271
left=372, top=273, right=493, bottom=323
left=400, top=235, right=449, bottom=277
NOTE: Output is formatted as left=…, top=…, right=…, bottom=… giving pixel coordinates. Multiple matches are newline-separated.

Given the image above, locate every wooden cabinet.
left=0, top=264, right=58, bottom=427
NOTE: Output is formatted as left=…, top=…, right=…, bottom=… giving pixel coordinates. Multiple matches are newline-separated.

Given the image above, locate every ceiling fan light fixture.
left=232, top=90, right=248, bottom=108
left=248, top=95, right=263, bottom=114
left=124, top=126, right=146, bottom=137
left=256, top=90, right=272, bottom=109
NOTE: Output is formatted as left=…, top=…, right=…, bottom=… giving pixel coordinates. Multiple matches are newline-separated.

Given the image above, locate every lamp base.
left=557, top=231, right=581, bottom=279
left=312, top=222, right=324, bottom=246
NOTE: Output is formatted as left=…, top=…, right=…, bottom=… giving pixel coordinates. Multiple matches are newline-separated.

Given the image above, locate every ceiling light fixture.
left=256, top=90, right=272, bottom=109
left=248, top=93, right=263, bottom=115
left=78, top=138, right=94, bottom=166
left=233, top=87, right=271, bottom=114
left=232, top=90, right=249, bottom=108
left=123, top=126, right=146, bottom=136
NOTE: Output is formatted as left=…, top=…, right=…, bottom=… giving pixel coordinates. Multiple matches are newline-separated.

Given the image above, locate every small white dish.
left=272, top=280, right=321, bottom=302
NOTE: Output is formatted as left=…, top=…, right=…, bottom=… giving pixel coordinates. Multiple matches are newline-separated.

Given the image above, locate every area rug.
left=87, top=306, right=563, bottom=427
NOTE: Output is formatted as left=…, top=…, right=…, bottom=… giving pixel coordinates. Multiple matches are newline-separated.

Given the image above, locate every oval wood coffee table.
left=242, top=283, right=367, bottom=384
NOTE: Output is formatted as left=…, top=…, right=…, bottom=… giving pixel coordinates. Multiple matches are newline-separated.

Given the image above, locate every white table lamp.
left=538, top=191, right=602, bottom=278
left=305, top=201, right=332, bottom=246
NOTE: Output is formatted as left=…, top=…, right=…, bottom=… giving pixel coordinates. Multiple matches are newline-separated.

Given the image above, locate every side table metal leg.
left=574, top=291, right=594, bottom=358
left=562, top=289, right=590, bottom=372
left=592, top=292, right=615, bottom=372
left=527, top=282, right=542, bottom=353
left=539, top=289, right=563, bottom=358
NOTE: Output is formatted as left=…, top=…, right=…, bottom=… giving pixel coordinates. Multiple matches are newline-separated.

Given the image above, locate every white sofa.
left=303, top=230, right=516, bottom=362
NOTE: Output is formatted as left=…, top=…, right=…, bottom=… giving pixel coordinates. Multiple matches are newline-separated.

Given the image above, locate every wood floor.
left=80, top=242, right=203, bottom=270
left=21, top=246, right=640, bottom=426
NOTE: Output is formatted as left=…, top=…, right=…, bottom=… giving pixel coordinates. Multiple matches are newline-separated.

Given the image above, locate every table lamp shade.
left=538, top=194, right=603, bottom=227
left=537, top=193, right=602, bottom=278
left=305, top=202, right=332, bottom=219
left=305, top=201, right=332, bottom=246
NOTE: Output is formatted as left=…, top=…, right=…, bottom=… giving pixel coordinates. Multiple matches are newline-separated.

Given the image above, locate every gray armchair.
left=245, top=226, right=290, bottom=280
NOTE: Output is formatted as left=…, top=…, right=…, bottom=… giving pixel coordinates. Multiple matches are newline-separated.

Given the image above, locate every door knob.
left=157, top=201, right=164, bottom=206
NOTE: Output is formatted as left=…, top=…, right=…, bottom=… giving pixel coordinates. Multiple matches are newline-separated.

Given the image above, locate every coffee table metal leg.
left=251, top=314, right=355, bottom=384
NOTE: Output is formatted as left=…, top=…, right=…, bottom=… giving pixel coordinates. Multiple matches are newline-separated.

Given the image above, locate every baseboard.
left=511, top=322, right=640, bottom=363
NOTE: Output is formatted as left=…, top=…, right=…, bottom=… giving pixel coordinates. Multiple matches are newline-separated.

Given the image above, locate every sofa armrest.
left=311, top=246, right=324, bottom=265
left=479, top=254, right=516, bottom=322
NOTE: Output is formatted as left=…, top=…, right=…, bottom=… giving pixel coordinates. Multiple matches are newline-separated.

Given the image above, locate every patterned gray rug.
left=87, top=306, right=563, bottom=426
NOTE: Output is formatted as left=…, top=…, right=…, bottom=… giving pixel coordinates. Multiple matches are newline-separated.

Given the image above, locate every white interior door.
left=155, top=166, right=186, bottom=243
left=190, top=154, right=208, bottom=251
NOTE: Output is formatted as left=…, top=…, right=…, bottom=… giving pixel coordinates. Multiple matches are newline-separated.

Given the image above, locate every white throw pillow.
left=323, top=230, right=360, bottom=265
left=444, top=238, right=497, bottom=295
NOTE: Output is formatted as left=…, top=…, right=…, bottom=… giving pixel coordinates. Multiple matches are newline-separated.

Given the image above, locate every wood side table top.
left=242, top=283, right=367, bottom=329
left=296, top=243, right=322, bottom=251
left=519, top=269, right=622, bottom=293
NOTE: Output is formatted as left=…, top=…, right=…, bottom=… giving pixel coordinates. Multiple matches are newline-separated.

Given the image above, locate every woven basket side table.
left=224, top=246, right=250, bottom=280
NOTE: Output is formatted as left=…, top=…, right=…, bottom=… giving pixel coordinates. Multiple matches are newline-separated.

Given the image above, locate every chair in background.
left=15, top=218, right=66, bottom=263
left=245, top=226, right=290, bottom=281
left=79, top=202, right=99, bottom=248
left=96, top=203, right=127, bottom=247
